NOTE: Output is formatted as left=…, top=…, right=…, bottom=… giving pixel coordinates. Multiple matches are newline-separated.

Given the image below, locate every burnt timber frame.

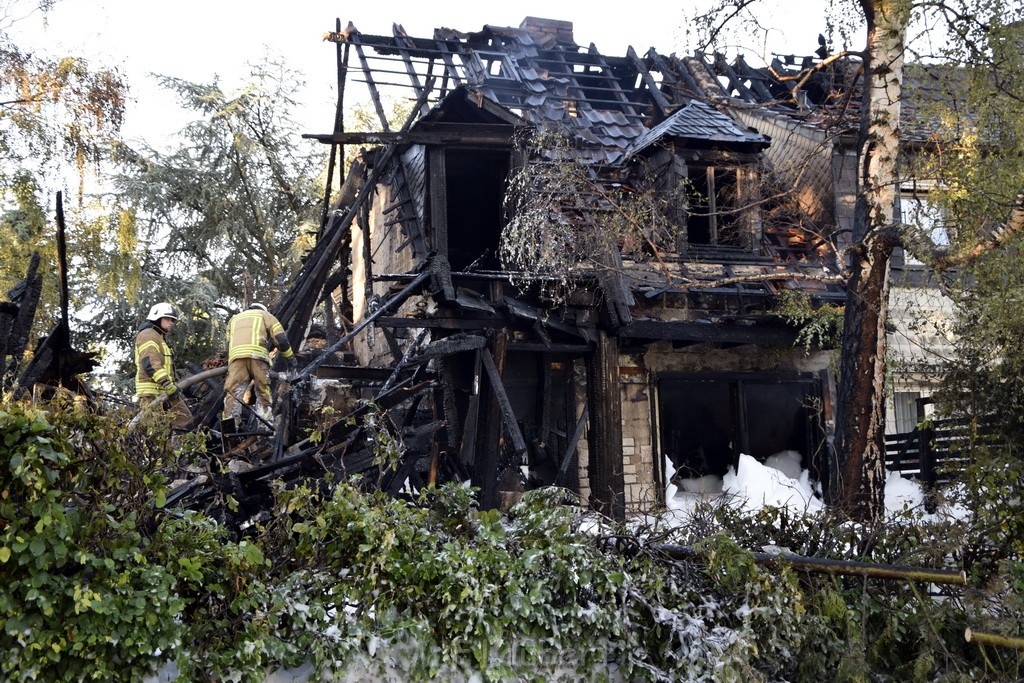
left=164, top=17, right=851, bottom=525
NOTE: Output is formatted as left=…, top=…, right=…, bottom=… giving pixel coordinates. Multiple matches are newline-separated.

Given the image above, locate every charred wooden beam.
left=379, top=328, right=430, bottom=394
left=55, top=193, right=70, bottom=353
left=557, top=405, right=588, bottom=487
left=538, top=353, right=553, bottom=461
left=627, top=46, right=671, bottom=117
left=297, top=268, right=431, bottom=381
left=618, top=319, right=799, bottom=346
left=312, top=365, right=394, bottom=381
left=349, top=33, right=391, bottom=132
left=436, top=361, right=459, bottom=453
left=417, top=333, right=487, bottom=360
left=453, top=289, right=495, bottom=314
left=392, top=24, right=430, bottom=113
left=586, top=50, right=643, bottom=119
left=474, top=334, right=506, bottom=510
left=433, top=38, right=463, bottom=98
left=648, top=50, right=703, bottom=104
left=458, top=352, right=483, bottom=470
left=480, top=347, right=529, bottom=459
left=586, top=330, right=625, bottom=520
left=506, top=342, right=592, bottom=354
left=304, top=125, right=519, bottom=147
left=359, top=198, right=374, bottom=320
left=428, top=149, right=456, bottom=302
left=504, top=296, right=593, bottom=340
left=319, top=21, right=349, bottom=234
left=376, top=315, right=508, bottom=331
left=272, top=376, right=293, bottom=463
left=383, top=450, right=426, bottom=496
left=380, top=326, right=405, bottom=366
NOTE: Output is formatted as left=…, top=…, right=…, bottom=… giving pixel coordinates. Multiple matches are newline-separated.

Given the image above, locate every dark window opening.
left=445, top=148, right=510, bottom=271
left=465, top=352, right=580, bottom=493
left=658, top=376, right=821, bottom=480
left=686, top=166, right=743, bottom=247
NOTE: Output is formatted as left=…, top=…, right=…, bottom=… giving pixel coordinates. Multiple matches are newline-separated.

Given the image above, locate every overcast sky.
left=6, top=0, right=833, bottom=145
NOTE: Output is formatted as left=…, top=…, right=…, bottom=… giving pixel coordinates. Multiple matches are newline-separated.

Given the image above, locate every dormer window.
left=633, top=150, right=761, bottom=257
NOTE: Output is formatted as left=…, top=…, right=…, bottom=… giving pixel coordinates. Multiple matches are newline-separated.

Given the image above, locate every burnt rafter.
left=279, top=79, right=436, bottom=348
left=323, top=23, right=683, bottom=130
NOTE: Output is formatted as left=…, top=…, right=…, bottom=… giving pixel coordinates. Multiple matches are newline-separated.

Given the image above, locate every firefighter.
left=223, top=303, right=297, bottom=424
left=134, top=302, right=192, bottom=429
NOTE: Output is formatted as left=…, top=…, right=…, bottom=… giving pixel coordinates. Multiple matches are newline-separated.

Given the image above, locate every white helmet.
left=146, top=302, right=179, bottom=322
left=249, top=303, right=269, bottom=312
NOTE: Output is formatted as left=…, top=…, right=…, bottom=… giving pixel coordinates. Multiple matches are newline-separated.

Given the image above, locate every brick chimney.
left=519, top=17, right=576, bottom=48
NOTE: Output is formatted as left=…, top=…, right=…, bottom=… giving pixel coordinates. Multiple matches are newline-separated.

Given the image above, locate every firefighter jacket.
left=226, top=309, right=295, bottom=364
left=134, top=322, right=176, bottom=396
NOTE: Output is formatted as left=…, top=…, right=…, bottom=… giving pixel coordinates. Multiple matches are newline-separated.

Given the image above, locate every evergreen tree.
left=84, top=60, right=324, bottom=383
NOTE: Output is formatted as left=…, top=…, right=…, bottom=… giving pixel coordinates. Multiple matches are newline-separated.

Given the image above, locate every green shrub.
left=0, top=401, right=183, bottom=682
left=3, top=395, right=1024, bottom=681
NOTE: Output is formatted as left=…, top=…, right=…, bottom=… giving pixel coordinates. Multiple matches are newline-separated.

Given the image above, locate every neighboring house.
left=288, top=17, right=849, bottom=517
left=690, top=52, right=959, bottom=439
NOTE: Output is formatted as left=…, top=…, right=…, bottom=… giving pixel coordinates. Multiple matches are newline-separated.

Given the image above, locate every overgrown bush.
left=0, top=400, right=183, bottom=682
left=2, top=396, right=1023, bottom=681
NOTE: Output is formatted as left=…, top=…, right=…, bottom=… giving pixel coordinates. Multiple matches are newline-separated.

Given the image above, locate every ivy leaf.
left=0, top=546, right=10, bottom=563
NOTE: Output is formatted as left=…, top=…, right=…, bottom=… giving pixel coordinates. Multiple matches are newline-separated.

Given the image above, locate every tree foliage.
left=79, top=60, right=325, bottom=379
left=0, top=1, right=126, bottom=191
left=2, top=395, right=1022, bottom=681
left=0, top=0, right=127, bottom=338
left=687, top=0, right=1024, bottom=522
left=934, top=236, right=1024, bottom=575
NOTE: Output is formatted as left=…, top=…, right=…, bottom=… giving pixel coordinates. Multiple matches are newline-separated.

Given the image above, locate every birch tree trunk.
left=830, top=0, right=911, bottom=522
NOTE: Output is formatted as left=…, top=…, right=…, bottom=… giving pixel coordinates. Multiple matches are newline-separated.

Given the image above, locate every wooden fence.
left=884, top=416, right=1001, bottom=487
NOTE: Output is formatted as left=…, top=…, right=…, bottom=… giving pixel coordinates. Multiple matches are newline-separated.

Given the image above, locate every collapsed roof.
left=301, top=17, right=846, bottom=329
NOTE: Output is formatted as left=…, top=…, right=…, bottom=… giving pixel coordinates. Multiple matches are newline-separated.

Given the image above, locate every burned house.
left=257, top=17, right=848, bottom=518
left=690, top=52, right=960, bottom=437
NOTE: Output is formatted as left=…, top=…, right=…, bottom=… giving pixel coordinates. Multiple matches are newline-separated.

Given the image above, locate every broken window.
left=472, top=51, right=518, bottom=81
left=636, top=151, right=757, bottom=256
left=684, top=165, right=745, bottom=248
left=657, top=375, right=820, bottom=479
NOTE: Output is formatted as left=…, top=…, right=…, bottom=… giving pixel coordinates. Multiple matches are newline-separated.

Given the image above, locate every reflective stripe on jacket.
left=134, top=323, right=174, bottom=396
left=226, top=309, right=294, bottom=363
